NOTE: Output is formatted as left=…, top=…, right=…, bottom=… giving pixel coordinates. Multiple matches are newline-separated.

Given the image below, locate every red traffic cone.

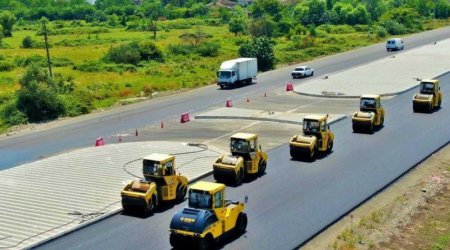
left=180, top=112, right=190, bottom=123
left=226, top=99, right=233, bottom=108
left=95, top=137, right=104, bottom=147
left=286, top=83, right=294, bottom=91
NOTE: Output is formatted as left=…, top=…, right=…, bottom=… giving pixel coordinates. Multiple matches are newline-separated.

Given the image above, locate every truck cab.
left=218, top=70, right=235, bottom=83
left=170, top=181, right=247, bottom=250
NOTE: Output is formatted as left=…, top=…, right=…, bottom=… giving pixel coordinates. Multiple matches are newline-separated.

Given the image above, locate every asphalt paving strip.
left=35, top=72, right=450, bottom=249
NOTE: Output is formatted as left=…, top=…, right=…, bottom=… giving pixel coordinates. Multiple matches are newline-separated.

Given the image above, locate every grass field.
left=0, top=18, right=449, bottom=132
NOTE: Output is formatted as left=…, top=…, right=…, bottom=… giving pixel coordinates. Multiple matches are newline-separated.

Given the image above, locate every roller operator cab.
left=213, top=133, right=268, bottom=185
left=352, top=95, right=385, bottom=134
left=413, top=79, right=442, bottom=113
left=121, top=153, right=188, bottom=214
left=289, top=115, right=334, bottom=160
left=170, top=181, right=247, bottom=250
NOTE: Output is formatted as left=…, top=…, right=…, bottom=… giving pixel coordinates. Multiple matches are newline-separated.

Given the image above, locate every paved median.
left=195, top=107, right=346, bottom=125
left=294, top=38, right=450, bottom=98
left=0, top=142, right=224, bottom=249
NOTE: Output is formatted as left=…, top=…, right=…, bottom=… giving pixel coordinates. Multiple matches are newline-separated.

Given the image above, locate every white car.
left=386, top=38, right=404, bottom=51
left=291, top=66, right=314, bottom=78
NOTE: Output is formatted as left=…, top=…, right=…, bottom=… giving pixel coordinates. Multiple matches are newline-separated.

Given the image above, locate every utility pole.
left=43, top=21, right=52, bottom=78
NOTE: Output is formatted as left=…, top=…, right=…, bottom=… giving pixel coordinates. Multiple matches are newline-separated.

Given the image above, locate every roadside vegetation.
left=323, top=147, right=450, bottom=250
left=0, top=0, right=449, bottom=132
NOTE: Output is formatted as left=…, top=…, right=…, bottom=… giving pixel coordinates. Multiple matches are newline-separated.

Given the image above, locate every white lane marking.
left=201, top=99, right=326, bottom=144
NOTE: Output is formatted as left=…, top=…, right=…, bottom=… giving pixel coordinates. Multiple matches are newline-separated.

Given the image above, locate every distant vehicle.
left=413, top=79, right=442, bottom=113
left=386, top=38, right=404, bottom=51
left=217, top=58, right=257, bottom=89
left=291, top=66, right=314, bottom=78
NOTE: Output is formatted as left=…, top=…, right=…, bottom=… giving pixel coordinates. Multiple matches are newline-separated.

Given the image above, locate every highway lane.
left=1, top=27, right=450, bottom=169
left=38, top=73, right=450, bottom=249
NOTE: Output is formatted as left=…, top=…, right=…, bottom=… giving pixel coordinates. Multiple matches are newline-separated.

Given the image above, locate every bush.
left=15, top=55, right=73, bottom=67
left=167, top=44, right=192, bottom=55
left=383, top=20, right=407, bottom=35
left=320, top=24, right=356, bottom=34
left=61, top=89, right=94, bottom=117
left=137, top=41, right=163, bottom=61
left=1, top=101, right=28, bottom=126
left=196, top=42, right=220, bottom=57
left=74, top=61, right=103, bottom=72
left=104, top=43, right=141, bottom=65
left=17, top=86, right=65, bottom=122
left=103, top=41, right=163, bottom=65
left=15, top=55, right=47, bottom=67
left=167, top=42, right=219, bottom=57
left=51, top=57, right=73, bottom=67
left=376, top=26, right=387, bottom=38
left=21, top=36, right=34, bottom=48
left=16, top=64, right=66, bottom=122
left=0, top=60, right=15, bottom=72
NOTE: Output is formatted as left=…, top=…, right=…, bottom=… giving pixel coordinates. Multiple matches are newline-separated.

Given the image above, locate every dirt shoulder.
left=302, top=143, right=450, bottom=250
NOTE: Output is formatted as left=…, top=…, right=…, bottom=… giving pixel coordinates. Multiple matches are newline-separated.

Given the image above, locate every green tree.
left=348, top=4, right=370, bottom=25
left=435, top=0, right=450, bottom=19
left=238, top=36, right=274, bottom=72
left=326, top=0, right=333, bottom=10
left=0, top=11, right=16, bottom=37
left=249, top=16, right=277, bottom=37
left=229, top=7, right=248, bottom=36
left=0, top=26, right=4, bottom=47
left=16, top=64, right=65, bottom=122
left=293, top=4, right=309, bottom=24
left=332, top=2, right=353, bottom=24
left=1, top=101, right=28, bottom=126
left=108, top=14, right=120, bottom=26
left=363, top=0, right=386, bottom=21
left=21, top=35, right=34, bottom=48
left=120, top=14, right=127, bottom=26
left=307, top=0, right=326, bottom=25
left=380, top=7, right=421, bottom=29
left=251, top=0, right=283, bottom=22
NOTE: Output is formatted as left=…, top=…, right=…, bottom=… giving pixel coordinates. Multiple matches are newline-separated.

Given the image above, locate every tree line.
left=0, top=0, right=449, bottom=25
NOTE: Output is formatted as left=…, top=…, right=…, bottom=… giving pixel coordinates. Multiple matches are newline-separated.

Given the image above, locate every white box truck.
left=217, top=58, right=257, bottom=89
